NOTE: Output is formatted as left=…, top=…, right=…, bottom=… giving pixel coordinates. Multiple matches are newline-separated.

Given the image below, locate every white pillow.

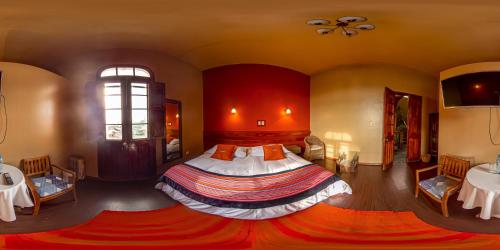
left=235, top=147, right=248, bottom=158
left=169, top=139, right=179, bottom=145
left=249, top=144, right=290, bottom=157
left=206, top=145, right=247, bottom=158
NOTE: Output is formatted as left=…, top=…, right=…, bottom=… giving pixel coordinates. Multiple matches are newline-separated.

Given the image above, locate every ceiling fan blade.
left=353, top=24, right=375, bottom=30
left=336, top=16, right=367, bottom=23
left=307, top=19, right=331, bottom=26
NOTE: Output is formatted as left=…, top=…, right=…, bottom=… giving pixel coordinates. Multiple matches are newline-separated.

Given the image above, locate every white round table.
left=0, top=164, right=34, bottom=222
left=458, top=164, right=500, bottom=220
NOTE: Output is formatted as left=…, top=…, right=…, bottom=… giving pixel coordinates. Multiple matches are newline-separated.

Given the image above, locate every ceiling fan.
left=307, top=16, right=375, bottom=37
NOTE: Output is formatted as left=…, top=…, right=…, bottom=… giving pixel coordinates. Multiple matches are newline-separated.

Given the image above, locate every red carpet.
left=1, top=203, right=499, bottom=249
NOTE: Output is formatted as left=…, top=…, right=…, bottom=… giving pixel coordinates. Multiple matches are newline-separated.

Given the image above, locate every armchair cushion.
left=418, top=175, right=459, bottom=200
left=31, top=175, right=73, bottom=197
left=305, top=136, right=323, bottom=146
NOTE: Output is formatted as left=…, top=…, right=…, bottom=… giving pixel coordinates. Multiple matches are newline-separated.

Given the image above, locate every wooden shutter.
left=149, top=82, right=165, bottom=138
left=84, top=81, right=104, bottom=141
left=382, top=87, right=396, bottom=170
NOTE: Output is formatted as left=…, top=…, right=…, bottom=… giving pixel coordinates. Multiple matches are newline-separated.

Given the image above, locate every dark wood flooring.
left=323, top=150, right=500, bottom=234
left=0, top=179, right=176, bottom=234
left=1, top=150, right=499, bottom=234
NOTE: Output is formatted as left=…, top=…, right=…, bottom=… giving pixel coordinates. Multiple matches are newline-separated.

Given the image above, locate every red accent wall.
left=203, top=64, right=310, bottom=132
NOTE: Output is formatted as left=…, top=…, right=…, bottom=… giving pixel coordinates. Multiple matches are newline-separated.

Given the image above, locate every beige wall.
left=439, top=62, right=500, bottom=165
left=53, top=49, right=203, bottom=177
left=311, top=64, right=438, bottom=164
left=0, top=62, right=70, bottom=168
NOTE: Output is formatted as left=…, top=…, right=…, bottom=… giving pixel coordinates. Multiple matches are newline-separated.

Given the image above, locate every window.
left=98, top=66, right=153, bottom=141
left=104, top=83, right=122, bottom=140
left=131, top=83, right=148, bottom=139
left=99, top=67, right=151, bottom=78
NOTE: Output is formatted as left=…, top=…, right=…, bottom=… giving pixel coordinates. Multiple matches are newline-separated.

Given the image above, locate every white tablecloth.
left=0, top=164, right=34, bottom=222
left=458, top=164, right=500, bottom=220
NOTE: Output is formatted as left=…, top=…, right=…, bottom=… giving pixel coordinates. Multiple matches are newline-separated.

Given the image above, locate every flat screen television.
left=442, top=72, right=500, bottom=108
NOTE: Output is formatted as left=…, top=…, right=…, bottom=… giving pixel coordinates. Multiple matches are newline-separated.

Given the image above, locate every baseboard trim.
left=358, top=162, right=382, bottom=167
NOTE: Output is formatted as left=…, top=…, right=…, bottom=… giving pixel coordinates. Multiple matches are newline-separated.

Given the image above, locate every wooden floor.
left=324, top=150, right=500, bottom=234
left=1, top=150, right=499, bottom=234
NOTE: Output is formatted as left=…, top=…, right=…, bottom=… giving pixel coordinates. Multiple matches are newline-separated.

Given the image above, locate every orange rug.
left=1, top=203, right=499, bottom=250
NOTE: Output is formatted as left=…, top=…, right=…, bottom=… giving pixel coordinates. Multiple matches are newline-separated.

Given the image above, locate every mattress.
left=184, top=151, right=312, bottom=176
left=156, top=153, right=352, bottom=219
left=156, top=179, right=350, bottom=219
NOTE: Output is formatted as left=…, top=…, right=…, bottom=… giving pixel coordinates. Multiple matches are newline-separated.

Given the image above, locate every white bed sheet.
left=185, top=152, right=312, bottom=176
left=155, top=179, right=352, bottom=220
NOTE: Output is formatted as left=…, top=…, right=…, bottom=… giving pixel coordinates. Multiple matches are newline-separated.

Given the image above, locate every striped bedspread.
left=160, top=163, right=339, bottom=209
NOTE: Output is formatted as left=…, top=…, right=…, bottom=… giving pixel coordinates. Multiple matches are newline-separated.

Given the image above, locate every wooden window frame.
left=97, top=65, right=155, bottom=142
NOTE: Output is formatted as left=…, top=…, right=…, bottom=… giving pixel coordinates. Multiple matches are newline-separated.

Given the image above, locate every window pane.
left=100, top=68, right=116, bottom=77
left=106, top=125, right=122, bottom=140
left=131, top=83, right=147, bottom=95
left=117, top=67, right=134, bottom=76
left=131, top=95, right=147, bottom=109
left=132, top=109, right=148, bottom=124
left=134, top=68, right=150, bottom=77
left=132, top=124, right=148, bottom=139
left=105, top=95, right=122, bottom=109
left=104, top=83, right=121, bottom=95
left=105, top=110, right=122, bottom=124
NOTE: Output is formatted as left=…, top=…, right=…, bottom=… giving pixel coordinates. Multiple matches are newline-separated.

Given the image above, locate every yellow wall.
left=310, top=64, right=438, bottom=164
left=439, top=62, right=500, bottom=165
left=54, top=49, right=204, bottom=177
left=0, top=62, right=70, bottom=168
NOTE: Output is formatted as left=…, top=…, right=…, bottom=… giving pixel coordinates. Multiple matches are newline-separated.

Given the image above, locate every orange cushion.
left=211, top=144, right=237, bottom=161
left=263, top=144, right=286, bottom=161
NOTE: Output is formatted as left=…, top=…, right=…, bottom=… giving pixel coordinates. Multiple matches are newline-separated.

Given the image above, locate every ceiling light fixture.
left=307, top=16, right=375, bottom=38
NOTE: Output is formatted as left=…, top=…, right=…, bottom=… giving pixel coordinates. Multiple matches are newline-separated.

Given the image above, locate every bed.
left=155, top=145, right=352, bottom=219
left=166, top=138, right=180, bottom=160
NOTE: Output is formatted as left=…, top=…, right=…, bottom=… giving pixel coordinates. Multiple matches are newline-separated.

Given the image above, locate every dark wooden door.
left=97, top=140, right=156, bottom=181
left=90, top=75, right=164, bottom=181
left=383, top=87, right=396, bottom=170
left=407, top=95, right=422, bottom=162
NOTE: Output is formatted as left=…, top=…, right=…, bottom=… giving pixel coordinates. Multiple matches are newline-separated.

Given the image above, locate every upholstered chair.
left=22, top=155, right=77, bottom=216
left=304, top=135, right=326, bottom=161
left=415, top=155, right=470, bottom=217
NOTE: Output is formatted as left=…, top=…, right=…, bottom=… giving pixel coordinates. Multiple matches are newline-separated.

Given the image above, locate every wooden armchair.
left=22, top=155, right=77, bottom=216
left=415, top=155, right=470, bottom=217
left=304, top=135, right=326, bottom=161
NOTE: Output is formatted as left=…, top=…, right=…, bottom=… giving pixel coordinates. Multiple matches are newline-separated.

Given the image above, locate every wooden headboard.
left=203, top=130, right=310, bottom=150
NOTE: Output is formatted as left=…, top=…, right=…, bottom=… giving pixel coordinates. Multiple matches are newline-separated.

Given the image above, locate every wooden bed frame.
left=203, top=130, right=310, bottom=150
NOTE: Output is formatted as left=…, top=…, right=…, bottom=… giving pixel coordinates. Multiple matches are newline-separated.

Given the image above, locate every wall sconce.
left=284, top=107, right=292, bottom=115
left=167, top=122, right=172, bottom=126
left=231, top=107, right=237, bottom=114
left=175, top=113, right=179, bottom=118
